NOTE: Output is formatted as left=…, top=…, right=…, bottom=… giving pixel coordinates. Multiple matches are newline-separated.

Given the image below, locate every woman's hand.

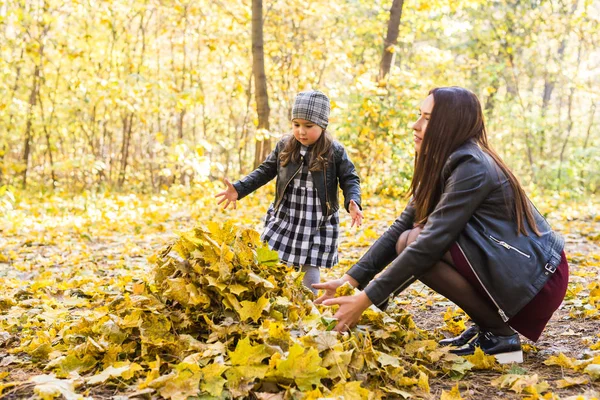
left=312, top=274, right=359, bottom=305
left=215, top=178, right=239, bottom=209
left=321, top=291, right=373, bottom=332
left=349, top=199, right=363, bottom=228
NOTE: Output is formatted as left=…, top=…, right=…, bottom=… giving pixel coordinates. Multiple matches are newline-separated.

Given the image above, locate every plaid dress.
left=262, top=146, right=339, bottom=269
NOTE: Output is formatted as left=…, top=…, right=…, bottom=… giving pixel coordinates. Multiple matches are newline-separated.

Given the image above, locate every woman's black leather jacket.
left=346, top=141, right=564, bottom=321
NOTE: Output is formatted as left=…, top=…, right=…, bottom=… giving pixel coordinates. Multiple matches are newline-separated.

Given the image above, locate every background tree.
left=252, top=0, right=271, bottom=169
left=379, top=0, right=404, bottom=81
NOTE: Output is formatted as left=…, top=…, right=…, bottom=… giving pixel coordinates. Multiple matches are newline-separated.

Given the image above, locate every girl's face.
left=293, top=119, right=323, bottom=146
left=412, top=94, right=434, bottom=154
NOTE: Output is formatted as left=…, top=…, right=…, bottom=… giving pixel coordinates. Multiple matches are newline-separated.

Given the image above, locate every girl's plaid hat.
left=291, top=90, right=330, bottom=130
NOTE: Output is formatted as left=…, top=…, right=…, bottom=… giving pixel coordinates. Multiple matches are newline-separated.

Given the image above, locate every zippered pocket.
left=489, top=235, right=531, bottom=258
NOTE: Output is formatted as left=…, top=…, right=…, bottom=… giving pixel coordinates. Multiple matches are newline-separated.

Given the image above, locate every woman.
left=314, top=87, right=568, bottom=364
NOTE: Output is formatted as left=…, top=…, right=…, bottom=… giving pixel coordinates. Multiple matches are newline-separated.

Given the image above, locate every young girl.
left=314, top=87, right=568, bottom=364
left=216, top=90, right=363, bottom=292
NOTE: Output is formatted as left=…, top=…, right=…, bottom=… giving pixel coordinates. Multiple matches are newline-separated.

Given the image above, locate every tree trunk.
left=118, top=113, right=135, bottom=188
left=22, top=46, right=44, bottom=189
left=37, top=87, right=57, bottom=188
left=557, top=38, right=583, bottom=183
left=379, top=0, right=404, bottom=81
left=484, top=78, right=500, bottom=113
left=541, top=1, right=577, bottom=117
left=252, top=0, right=271, bottom=169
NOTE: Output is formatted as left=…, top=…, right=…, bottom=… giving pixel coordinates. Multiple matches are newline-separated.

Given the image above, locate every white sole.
left=494, top=350, right=523, bottom=364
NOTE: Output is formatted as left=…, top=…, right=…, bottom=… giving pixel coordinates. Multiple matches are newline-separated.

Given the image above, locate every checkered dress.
left=262, top=146, right=339, bottom=269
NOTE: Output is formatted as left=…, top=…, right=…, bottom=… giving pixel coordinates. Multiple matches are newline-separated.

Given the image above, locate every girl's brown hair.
left=409, top=87, right=539, bottom=236
left=280, top=130, right=333, bottom=171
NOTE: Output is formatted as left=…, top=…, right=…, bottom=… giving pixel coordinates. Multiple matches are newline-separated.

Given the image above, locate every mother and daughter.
left=216, top=87, right=569, bottom=363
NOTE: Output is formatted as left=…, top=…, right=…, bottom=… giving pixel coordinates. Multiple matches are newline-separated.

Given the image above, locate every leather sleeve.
left=362, top=153, right=495, bottom=308
left=345, top=201, right=415, bottom=289
left=336, top=145, right=362, bottom=212
left=233, top=140, right=282, bottom=199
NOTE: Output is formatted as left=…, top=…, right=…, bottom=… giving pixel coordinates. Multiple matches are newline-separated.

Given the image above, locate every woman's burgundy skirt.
left=449, top=244, right=569, bottom=342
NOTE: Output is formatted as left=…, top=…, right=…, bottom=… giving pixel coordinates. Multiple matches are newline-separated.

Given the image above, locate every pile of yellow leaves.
left=1, top=221, right=472, bottom=399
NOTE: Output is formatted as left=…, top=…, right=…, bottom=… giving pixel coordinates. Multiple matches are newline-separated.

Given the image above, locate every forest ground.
left=1, top=188, right=599, bottom=399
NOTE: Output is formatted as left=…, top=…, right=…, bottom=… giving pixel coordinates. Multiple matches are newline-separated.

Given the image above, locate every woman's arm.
left=345, top=201, right=416, bottom=289
left=363, top=154, right=494, bottom=308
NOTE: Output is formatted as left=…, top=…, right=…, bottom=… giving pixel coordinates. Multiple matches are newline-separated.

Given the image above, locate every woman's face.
left=293, top=119, right=323, bottom=146
left=412, top=94, right=434, bottom=154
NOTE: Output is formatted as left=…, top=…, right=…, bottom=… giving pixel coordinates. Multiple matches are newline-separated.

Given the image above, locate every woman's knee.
left=396, top=226, right=424, bottom=255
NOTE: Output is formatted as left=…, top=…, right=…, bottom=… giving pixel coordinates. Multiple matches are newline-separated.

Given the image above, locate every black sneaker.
left=439, top=325, right=480, bottom=347
left=450, top=331, right=523, bottom=364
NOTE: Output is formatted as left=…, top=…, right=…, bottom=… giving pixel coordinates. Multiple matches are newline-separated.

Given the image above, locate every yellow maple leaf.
left=465, top=347, right=498, bottom=370
left=491, top=373, right=541, bottom=394
left=154, top=363, right=202, bottom=400
left=584, top=364, right=600, bottom=380
left=441, top=383, right=464, bottom=400
left=226, top=337, right=270, bottom=391
left=44, top=354, right=97, bottom=378
left=238, top=294, right=270, bottom=322
left=30, top=374, right=79, bottom=400
left=404, top=339, right=438, bottom=356
left=199, top=363, right=228, bottom=397
left=266, top=321, right=290, bottom=342
left=418, top=370, right=430, bottom=393
left=322, top=345, right=353, bottom=380
left=228, top=283, right=249, bottom=296
left=272, top=343, right=328, bottom=391
left=86, top=361, right=143, bottom=384
left=335, top=281, right=356, bottom=297
left=555, top=376, right=589, bottom=388
left=543, top=352, right=575, bottom=369
left=329, top=381, right=370, bottom=399
left=229, top=337, right=271, bottom=366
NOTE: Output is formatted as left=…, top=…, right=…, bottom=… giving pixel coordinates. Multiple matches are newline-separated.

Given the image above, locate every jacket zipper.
left=274, top=156, right=303, bottom=211
left=488, top=235, right=531, bottom=258
left=324, top=164, right=330, bottom=215
left=376, top=275, right=415, bottom=308
left=456, top=243, right=509, bottom=322
left=316, top=165, right=330, bottom=229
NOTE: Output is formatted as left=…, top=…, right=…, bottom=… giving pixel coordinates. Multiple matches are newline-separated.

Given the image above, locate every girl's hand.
left=321, top=292, right=372, bottom=332
left=349, top=199, right=363, bottom=228
left=313, top=274, right=359, bottom=305
left=215, top=178, right=239, bottom=209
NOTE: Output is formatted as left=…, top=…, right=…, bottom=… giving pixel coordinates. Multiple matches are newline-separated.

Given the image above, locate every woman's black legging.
left=396, top=227, right=514, bottom=336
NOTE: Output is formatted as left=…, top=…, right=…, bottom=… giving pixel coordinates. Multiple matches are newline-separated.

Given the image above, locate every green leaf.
left=256, top=245, right=279, bottom=266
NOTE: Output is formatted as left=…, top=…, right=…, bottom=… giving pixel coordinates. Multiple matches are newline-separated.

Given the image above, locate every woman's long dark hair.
left=409, top=87, right=539, bottom=236
left=280, top=130, right=333, bottom=171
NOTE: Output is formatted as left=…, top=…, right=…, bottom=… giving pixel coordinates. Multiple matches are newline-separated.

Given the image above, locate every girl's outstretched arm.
left=336, top=145, right=362, bottom=212
left=349, top=199, right=363, bottom=227
left=215, top=178, right=239, bottom=209
left=232, top=139, right=282, bottom=200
